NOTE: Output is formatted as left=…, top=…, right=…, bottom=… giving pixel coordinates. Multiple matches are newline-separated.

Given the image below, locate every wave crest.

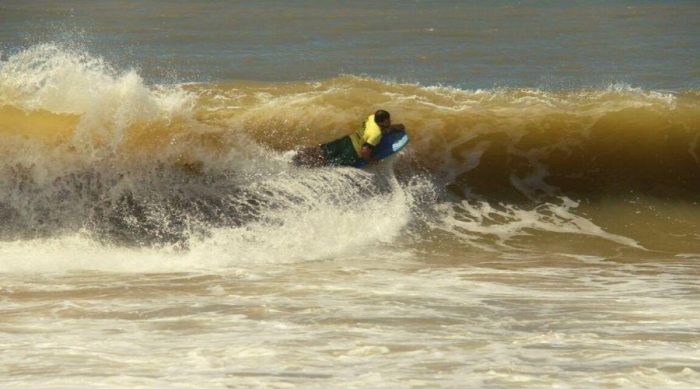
left=1, top=45, right=697, bottom=250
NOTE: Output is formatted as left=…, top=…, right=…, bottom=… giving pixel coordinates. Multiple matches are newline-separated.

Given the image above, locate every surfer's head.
left=374, top=110, right=391, bottom=129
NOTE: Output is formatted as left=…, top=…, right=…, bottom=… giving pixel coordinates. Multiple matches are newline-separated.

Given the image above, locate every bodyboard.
left=353, top=130, right=410, bottom=168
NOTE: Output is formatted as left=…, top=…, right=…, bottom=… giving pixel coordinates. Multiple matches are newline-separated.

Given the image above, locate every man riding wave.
left=293, top=109, right=405, bottom=167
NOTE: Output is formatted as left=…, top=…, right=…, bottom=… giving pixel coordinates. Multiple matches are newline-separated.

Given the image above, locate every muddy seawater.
left=1, top=1, right=699, bottom=387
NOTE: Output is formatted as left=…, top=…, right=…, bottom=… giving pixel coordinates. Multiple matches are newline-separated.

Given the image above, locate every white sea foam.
left=0, top=43, right=192, bottom=116
left=432, top=197, right=643, bottom=251
left=0, top=43, right=194, bottom=152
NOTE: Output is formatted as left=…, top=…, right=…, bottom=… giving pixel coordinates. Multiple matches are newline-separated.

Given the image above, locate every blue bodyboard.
left=353, top=130, right=410, bottom=168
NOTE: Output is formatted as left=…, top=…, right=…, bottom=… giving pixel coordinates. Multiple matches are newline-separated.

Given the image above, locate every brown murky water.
left=2, top=1, right=700, bottom=387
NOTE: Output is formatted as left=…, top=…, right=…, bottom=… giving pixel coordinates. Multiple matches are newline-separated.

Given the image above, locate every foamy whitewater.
left=2, top=2, right=700, bottom=387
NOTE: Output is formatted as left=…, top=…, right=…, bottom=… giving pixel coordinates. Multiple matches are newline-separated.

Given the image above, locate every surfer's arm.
left=360, top=144, right=379, bottom=164
left=386, top=123, right=405, bottom=134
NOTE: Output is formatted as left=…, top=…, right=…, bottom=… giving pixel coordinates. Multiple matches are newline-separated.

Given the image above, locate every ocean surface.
left=1, top=1, right=700, bottom=387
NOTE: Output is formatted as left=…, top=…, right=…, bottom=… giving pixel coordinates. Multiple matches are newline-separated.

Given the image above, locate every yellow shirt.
left=349, top=114, right=382, bottom=155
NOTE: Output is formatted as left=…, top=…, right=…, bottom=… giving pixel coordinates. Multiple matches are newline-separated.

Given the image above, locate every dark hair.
left=374, top=110, right=390, bottom=123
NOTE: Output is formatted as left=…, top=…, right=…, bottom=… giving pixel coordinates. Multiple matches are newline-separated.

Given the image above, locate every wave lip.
left=0, top=43, right=194, bottom=156
left=3, top=44, right=700, bottom=201
left=189, top=77, right=700, bottom=200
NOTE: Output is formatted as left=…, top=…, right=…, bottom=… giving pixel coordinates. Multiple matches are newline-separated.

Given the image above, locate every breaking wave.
left=3, top=44, right=693, bottom=253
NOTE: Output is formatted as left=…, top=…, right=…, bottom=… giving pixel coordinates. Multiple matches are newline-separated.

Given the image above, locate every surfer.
left=293, top=110, right=405, bottom=167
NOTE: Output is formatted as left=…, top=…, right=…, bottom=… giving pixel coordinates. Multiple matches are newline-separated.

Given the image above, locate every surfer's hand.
left=360, top=144, right=375, bottom=161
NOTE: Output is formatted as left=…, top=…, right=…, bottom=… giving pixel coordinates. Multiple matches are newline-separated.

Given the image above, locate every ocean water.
left=1, top=1, right=700, bottom=388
